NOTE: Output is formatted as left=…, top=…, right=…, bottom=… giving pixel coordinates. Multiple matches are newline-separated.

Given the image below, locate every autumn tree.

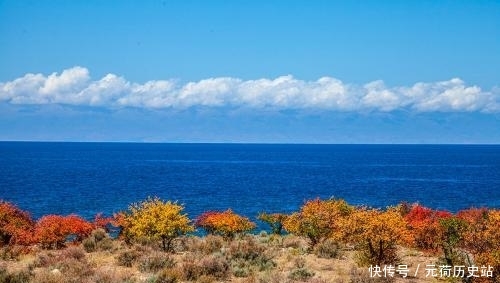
left=64, top=214, right=93, bottom=241
left=124, top=197, right=194, bottom=251
left=404, top=204, right=452, bottom=254
left=347, top=207, right=411, bottom=266
left=438, top=216, right=468, bottom=266
left=283, top=198, right=353, bottom=248
left=112, top=212, right=133, bottom=244
left=195, top=209, right=255, bottom=240
left=93, top=213, right=113, bottom=232
left=458, top=208, right=500, bottom=281
left=257, top=212, right=287, bottom=235
left=0, top=200, right=34, bottom=246
left=34, top=214, right=93, bottom=249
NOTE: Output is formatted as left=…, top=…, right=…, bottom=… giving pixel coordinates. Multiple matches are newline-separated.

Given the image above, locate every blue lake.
left=1, top=142, right=499, bottom=231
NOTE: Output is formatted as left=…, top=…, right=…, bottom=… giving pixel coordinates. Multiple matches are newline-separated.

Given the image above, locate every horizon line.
left=1, top=140, right=499, bottom=146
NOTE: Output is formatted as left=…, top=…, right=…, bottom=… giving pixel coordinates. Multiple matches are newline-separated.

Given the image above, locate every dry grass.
left=0, top=234, right=442, bottom=283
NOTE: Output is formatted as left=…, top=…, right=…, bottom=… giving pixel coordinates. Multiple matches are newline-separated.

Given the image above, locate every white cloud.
left=39, top=66, right=90, bottom=96
left=0, top=66, right=498, bottom=113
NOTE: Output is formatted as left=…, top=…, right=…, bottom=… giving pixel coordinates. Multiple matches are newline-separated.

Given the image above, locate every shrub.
left=179, top=253, right=230, bottom=281
left=233, top=268, right=249, bottom=278
left=180, top=255, right=203, bottom=281
left=83, top=228, right=114, bottom=252
left=138, top=252, right=175, bottom=273
left=258, top=213, right=287, bottom=235
left=200, top=235, right=224, bottom=254
left=225, top=237, right=277, bottom=276
left=90, top=268, right=135, bottom=283
left=0, top=245, right=26, bottom=261
left=156, top=268, right=182, bottom=283
left=195, top=209, right=256, bottom=240
left=288, top=267, right=315, bottom=281
left=0, top=266, right=31, bottom=283
left=438, top=216, right=468, bottom=266
left=61, top=246, right=86, bottom=261
left=82, top=237, right=97, bottom=253
left=123, top=197, right=194, bottom=251
left=283, top=198, right=353, bottom=248
left=97, top=237, right=114, bottom=251
left=349, top=267, right=393, bottom=283
left=55, top=257, right=94, bottom=280
left=314, top=238, right=343, bottom=259
left=116, top=249, right=141, bottom=267
left=198, top=254, right=230, bottom=280
left=0, top=200, right=34, bottom=246
left=228, top=237, right=264, bottom=262
left=32, top=251, right=58, bottom=268
left=31, top=269, right=66, bottom=283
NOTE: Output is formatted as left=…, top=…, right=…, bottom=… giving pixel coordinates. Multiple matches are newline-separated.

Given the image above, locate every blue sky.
left=1, top=0, right=499, bottom=143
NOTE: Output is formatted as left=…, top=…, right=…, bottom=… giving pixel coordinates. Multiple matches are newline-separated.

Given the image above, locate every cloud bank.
left=1, top=66, right=498, bottom=112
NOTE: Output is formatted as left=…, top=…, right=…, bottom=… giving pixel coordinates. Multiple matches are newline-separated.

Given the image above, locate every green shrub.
left=0, top=269, right=31, bottom=283
left=201, top=235, right=224, bottom=254
left=61, top=246, right=86, bottom=261
left=198, top=254, right=230, bottom=280
left=82, top=237, right=97, bottom=252
left=55, top=257, right=94, bottom=281
left=180, top=256, right=203, bottom=281
left=0, top=246, right=24, bottom=261
left=314, top=239, right=343, bottom=259
left=228, top=237, right=264, bottom=261
left=232, top=266, right=251, bottom=278
left=138, top=252, right=175, bottom=273
left=116, top=250, right=141, bottom=267
left=155, top=268, right=182, bottom=283
left=97, top=237, right=114, bottom=251
left=83, top=229, right=114, bottom=252
left=288, top=267, right=314, bottom=281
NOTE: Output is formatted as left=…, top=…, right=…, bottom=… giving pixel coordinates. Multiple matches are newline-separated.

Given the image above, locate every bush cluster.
left=1, top=197, right=499, bottom=282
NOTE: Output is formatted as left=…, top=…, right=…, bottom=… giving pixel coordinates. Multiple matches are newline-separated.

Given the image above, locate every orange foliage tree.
left=195, top=209, right=255, bottom=240
left=34, top=214, right=93, bottom=249
left=346, top=207, right=411, bottom=266
left=458, top=208, right=500, bottom=281
left=0, top=200, right=34, bottom=246
left=404, top=204, right=452, bottom=254
left=111, top=212, right=133, bottom=244
left=283, top=198, right=353, bottom=248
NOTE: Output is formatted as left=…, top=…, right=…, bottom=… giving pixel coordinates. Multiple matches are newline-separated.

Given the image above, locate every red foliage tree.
left=34, top=214, right=93, bottom=249
left=34, top=215, right=68, bottom=249
left=93, top=212, right=113, bottom=232
left=64, top=214, right=93, bottom=241
left=0, top=200, right=35, bottom=246
left=404, top=204, right=452, bottom=254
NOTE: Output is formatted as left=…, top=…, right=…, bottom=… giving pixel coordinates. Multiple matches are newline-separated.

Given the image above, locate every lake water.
left=1, top=142, right=499, bottom=231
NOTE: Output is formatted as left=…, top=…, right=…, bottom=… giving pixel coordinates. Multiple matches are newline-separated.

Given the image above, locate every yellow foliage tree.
left=283, top=198, right=353, bottom=248
left=459, top=209, right=500, bottom=282
left=124, top=197, right=194, bottom=251
left=347, top=207, right=411, bottom=266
